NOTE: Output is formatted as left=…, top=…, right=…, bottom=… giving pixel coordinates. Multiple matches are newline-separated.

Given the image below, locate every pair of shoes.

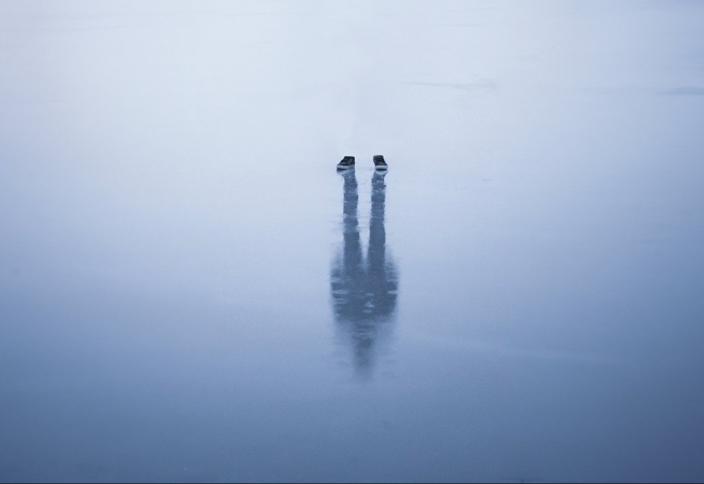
left=337, top=156, right=389, bottom=171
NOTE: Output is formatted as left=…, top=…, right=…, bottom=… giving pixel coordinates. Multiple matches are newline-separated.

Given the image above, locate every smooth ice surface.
left=1, top=1, right=704, bottom=482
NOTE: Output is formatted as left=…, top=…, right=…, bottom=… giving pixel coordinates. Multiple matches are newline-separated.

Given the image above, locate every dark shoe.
left=337, top=156, right=356, bottom=171
left=373, top=155, right=388, bottom=171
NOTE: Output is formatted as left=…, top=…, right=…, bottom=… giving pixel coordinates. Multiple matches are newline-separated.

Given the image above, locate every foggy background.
left=1, top=1, right=703, bottom=482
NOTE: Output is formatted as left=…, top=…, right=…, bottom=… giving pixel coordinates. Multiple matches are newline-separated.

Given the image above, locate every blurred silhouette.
left=331, top=170, right=398, bottom=377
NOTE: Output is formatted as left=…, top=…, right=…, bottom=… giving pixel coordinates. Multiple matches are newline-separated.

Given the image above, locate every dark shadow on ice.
left=331, top=171, right=399, bottom=378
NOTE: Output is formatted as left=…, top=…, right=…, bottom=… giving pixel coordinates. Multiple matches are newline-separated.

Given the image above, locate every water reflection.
left=331, top=170, right=399, bottom=377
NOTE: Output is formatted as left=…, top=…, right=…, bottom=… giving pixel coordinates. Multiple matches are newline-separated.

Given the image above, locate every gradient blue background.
left=1, top=1, right=703, bottom=482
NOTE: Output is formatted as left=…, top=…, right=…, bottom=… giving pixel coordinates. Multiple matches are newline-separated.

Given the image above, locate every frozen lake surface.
left=1, top=1, right=704, bottom=482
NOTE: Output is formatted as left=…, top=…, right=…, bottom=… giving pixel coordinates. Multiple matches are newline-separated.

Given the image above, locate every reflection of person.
left=331, top=169, right=398, bottom=376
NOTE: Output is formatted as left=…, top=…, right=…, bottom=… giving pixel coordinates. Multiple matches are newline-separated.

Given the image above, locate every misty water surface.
left=1, top=1, right=704, bottom=482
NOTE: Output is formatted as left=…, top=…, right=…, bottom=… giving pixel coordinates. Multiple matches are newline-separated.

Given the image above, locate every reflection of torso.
left=331, top=259, right=398, bottom=324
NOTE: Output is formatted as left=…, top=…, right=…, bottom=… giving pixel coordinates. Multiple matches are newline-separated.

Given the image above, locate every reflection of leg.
left=337, top=171, right=374, bottom=376
left=332, top=171, right=364, bottom=322
left=343, top=172, right=362, bottom=272
left=368, top=172, right=387, bottom=274
left=367, top=172, right=398, bottom=321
